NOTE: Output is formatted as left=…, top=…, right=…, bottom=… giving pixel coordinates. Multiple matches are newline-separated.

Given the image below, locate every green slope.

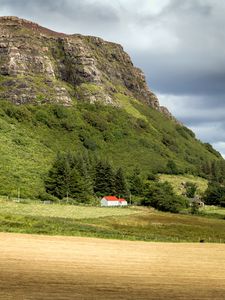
left=0, top=95, right=221, bottom=198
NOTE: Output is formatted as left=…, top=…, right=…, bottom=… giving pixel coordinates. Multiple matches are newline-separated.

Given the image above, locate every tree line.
left=44, top=152, right=129, bottom=203
left=44, top=152, right=191, bottom=213
left=199, top=160, right=225, bottom=208
left=44, top=152, right=225, bottom=212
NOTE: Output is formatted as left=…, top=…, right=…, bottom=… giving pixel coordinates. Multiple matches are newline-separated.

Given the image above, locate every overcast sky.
left=1, top=0, right=225, bottom=156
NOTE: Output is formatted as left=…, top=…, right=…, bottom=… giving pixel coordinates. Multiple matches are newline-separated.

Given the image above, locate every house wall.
left=101, top=199, right=119, bottom=206
left=100, top=198, right=128, bottom=207
left=107, top=201, right=120, bottom=206
left=100, top=199, right=108, bottom=206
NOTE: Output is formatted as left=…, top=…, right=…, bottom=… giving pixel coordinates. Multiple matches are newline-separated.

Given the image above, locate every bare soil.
left=0, top=233, right=225, bottom=299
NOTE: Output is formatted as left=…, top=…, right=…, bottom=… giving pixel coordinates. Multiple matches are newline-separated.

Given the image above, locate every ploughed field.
left=0, top=233, right=225, bottom=300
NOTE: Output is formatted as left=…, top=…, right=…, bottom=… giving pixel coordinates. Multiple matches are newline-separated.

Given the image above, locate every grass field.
left=0, top=199, right=137, bottom=219
left=0, top=200, right=225, bottom=243
left=160, top=174, right=208, bottom=195
left=0, top=233, right=225, bottom=300
left=200, top=205, right=225, bottom=217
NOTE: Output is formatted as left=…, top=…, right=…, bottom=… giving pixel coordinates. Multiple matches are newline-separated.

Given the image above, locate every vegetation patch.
left=160, top=174, right=208, bottom=196
left=0, top=204, right=224, bottom=242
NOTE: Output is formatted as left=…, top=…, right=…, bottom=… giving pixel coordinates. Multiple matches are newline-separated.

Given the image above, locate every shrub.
left=35, top=110, right=55, bottom=127
left=52, top=105, right=68, bottom=119
left=185, top=182, right=197, bottom=198
left=203, top=182, right=225, bottom=206
left=38, top=192, right=59, bottom=203
left=136, top=118, right=148, bottom=130
left=61, top=119, right=76, bottom=131
left=83, top=137, right=98, bottom=150
left=204, top=143, right=221, bottom=158
left=83, top=111, right=108, bottom=132
left=166, top=160, right=179, bottom=175
left=142, top=181, right=188, bottom=213
left=4, top=105, right=31, bottom=122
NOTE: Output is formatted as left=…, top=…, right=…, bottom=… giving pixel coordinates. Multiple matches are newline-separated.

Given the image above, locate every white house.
left=101, top=196, right=128, bottom=207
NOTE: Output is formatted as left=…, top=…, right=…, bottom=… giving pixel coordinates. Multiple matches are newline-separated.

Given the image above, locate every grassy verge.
left=198, top=205, right=225, bottom=220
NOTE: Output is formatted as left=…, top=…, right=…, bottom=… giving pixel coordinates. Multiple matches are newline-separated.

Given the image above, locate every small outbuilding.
left=101, top=196, right=128, bottom=207
left=189, top=197, right=205, bottom=207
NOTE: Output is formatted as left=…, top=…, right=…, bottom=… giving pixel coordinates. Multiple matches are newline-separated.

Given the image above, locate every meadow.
left=0, top=199, right=137, bottom=219
left=160, top=174, right=208, bottom=195
left=0, top=199, right=225, bottom=243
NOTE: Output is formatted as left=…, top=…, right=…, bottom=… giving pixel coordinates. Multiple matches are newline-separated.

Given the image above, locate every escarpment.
left=0, top=16, right=173, bottom=117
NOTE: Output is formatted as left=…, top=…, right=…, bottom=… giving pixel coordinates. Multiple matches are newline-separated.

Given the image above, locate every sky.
left=0, top=0, right=225, bottom=156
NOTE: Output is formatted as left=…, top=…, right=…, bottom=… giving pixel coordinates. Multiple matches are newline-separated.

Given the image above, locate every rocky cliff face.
left=0, top=16, right=172, bottom=118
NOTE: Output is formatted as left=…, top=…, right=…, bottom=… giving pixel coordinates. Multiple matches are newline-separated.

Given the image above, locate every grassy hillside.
left=0, top=200, right=225, bottom=242
left=160, top=174, right=208, bottom=196
left=0, top=96, right=221, bottom=198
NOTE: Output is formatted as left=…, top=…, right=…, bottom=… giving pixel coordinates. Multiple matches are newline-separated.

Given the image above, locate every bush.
left=147, top=173, right=159, bottom=181
left=142, top=181, right=188, bottom=213
left=203, top=182, right=225, bottom=206
left=166, top=160, right=179, bottom=175
left=52, top=105, right=68, bottom=119
left=83, top=111, right=108, bottom=132
left=4, top=105, right=31, bottom=122
left=35, top=110, right=55, bottom=127
left=38, top=192, right=59, bottom=203
left=204, top=143, right=221, bottom=158
left=135, top=118, right=148, bottom=130
left=61, top=119, right=76, bottom=131
left=185, top=182, right=197, bottom=198
left=83, top=137, right=98, bottom=150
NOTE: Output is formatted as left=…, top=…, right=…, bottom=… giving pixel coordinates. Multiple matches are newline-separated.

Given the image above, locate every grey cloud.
left=0, top=0, right=225, bottom=154
left=159, top=93, right=225, bottom=147
left=162, top=0, right=213, bottom=17
left=0, top=0, right=119, bottom=32
left=128, top=0, right=225, bottom=97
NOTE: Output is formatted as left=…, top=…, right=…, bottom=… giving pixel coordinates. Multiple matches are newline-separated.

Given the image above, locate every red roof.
left=103, top=196, right=127, bottom=202
left=103, top=196, right=118, bottom=201
left=118, top=198, right=126, bottom=202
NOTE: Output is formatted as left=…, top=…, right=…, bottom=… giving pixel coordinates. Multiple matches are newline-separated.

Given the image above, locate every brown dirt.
left=0, top=233, right=225, bottom=300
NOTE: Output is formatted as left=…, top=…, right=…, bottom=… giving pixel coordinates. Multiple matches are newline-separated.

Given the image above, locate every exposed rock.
left=159, top=106, right=181, bottom=123
left=0, top=16, right=174, bottom=120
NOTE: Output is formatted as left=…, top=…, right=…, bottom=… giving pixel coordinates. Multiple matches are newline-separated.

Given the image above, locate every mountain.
left=0, top=16, right=222, bottom=198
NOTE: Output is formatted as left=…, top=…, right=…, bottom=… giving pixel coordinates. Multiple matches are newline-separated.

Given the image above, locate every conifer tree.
left=115, top=168, right=128, bottom=198
left=129, top=168, right=143, bottom=196
left=94, top=160, right=115, bottom=196
left=69, top=168, right=88, bottom=200
left=45, top=153, right=72, bottom=199
left=45, top=152, right=93, bottom=201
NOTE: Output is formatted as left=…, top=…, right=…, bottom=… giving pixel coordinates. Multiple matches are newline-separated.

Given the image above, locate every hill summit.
left=0, top=16, right=222, bottom=198
left=0, top=16, right=174, bottom=117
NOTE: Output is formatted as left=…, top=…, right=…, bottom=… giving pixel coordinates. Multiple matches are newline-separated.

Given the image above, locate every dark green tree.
left=129, top=168, right=144, bottom=196
left=69, top=168, right=89, bottom=200
left=94, top=160, right=116, bottom=196
left=203, top=182, right=225, bottom=206
left=45, top=153, right=72, bottom=199
left=45, top=152, right=93, bottom=201
left=166, top=160, right=179, bottom=175
left=142, top=181, right=188, bottom=213
left=115, top=168, right=128, bottom=198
